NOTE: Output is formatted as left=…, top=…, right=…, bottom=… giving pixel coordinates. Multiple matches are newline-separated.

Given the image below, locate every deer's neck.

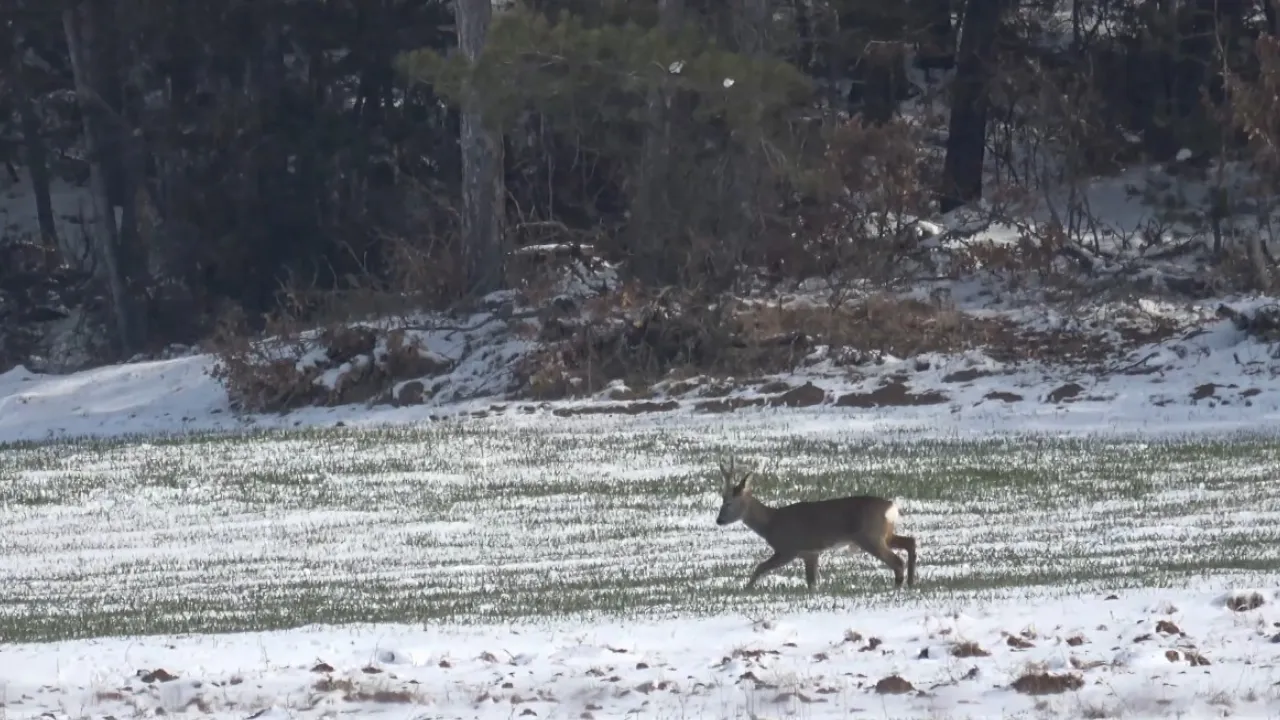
left=741, top=495, right=776, bottom=539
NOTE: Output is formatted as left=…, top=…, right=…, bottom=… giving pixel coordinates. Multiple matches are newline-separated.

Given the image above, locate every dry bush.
left=516, top=287, right=1022, bottom=400
left=951, top=641, right=991, bottom=658
left=270, top=241, right=441, bottom=331
left=380, top=232, right=467, bottom=311
left=783, top=117, right=936, bottom=286
left=252, top=179, right=469, bottom=334
left=738, top=294, right=1017, bottom=364
left=516, top=284, right=735, bottom=399
left=380, top=178, right=469, bottom=309
left=506, top=241, right=610, bottom=309
left=313, top=677, right=418, bottom=704
left=207, top=303, right=451, bottom=413
left=988, top=41, right=1130, bottom=191
left=206, top=306, right=317, bottom=413
left=980, top=44, right=1179, bottom=290
left=1224, top=590, right=1265, bottom=612
left=873, top=675, right=914, bottom=694
left=1011, top=672, right=1084, bottom=695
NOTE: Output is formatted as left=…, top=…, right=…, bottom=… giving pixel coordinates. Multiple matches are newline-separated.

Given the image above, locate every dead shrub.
left=313, top=677, right=416, bottom=703
left=1010, top=672, right=1084, bottom=695
left=873, top=675, right=914, bottom=694
left=1006, top=635, right=1035, bottom=649
left=319, top=325, right=378, bottom=364
left=781, top=116, right=935, bottom=285
left=506, top=241, right=607, bottom=307
left=1165, top=649, right=1211, bottom=666
left=209, top=307, right=454, bottom=412
left=515, top=284, right=736, bottom=399
left=517, top=288, right=1028, bottom=400
left=1225, top=591, right=1266, bottom=612
left=352, top=689, right=415, bottom=703
left=206, top=307, right=318, bottom=413
left=378, top=183, right=468, bottom=309
left=1224, top=37, right=1280, bottom=293
left=951, top=641, right=991, bottom=658
left=738, top=294, right=1017, bottom=364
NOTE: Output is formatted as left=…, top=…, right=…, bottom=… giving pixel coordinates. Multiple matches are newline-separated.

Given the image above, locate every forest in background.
left=5, top=0, right=1280, bottom=409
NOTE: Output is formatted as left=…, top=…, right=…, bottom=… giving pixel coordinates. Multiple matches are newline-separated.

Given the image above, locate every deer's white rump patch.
left=885, top=503, right=900, bottom=525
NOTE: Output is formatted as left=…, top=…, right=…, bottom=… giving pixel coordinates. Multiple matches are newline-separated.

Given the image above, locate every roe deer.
left=713, top=456, right=917, bottom=590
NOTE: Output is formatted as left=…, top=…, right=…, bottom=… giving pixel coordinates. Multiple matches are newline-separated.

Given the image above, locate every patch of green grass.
left=0, top=425, right=1277, bottom=643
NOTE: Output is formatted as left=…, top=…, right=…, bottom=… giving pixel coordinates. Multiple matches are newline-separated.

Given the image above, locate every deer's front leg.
left=746, top=551, right=796, bottom=589
left=801, top=552, right=820, bottom=590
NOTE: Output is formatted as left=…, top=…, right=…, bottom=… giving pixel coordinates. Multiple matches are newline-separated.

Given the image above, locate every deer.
left=713, top=456, right=917, bottom=591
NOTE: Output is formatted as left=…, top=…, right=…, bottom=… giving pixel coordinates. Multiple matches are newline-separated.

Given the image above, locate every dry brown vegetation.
left=313, top=676, right=420, bottom=704
left=210, top=319, right=455, bottom=413
left=518, top=288, right=1022, bottom=401
left=874, top=675, right=915, bottom=694
left=1225, top=591, right=1266, bottom=612
left=1010, top=672, right=1084, bottom=695
left=951, top=641, right=992, bottom=658
left=208, top=260, right=1211, bottom=413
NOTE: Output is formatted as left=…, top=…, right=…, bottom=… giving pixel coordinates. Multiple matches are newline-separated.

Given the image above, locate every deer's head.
left=715, top=456, right=755, bottom=526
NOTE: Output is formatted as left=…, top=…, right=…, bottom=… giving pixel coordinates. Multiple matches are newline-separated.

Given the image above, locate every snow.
left=5, top=292, right=1280, bottom=444
left=5, top=586, right=1279, bottom=719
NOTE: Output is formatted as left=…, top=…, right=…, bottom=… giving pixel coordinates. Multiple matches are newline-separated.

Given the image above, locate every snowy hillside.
left=4, top=292, right=1280, bottom=444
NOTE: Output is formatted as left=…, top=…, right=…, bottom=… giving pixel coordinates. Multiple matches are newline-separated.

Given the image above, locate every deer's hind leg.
left=854, top=539, right=907, bottom=589
left=888, top=534, right=917, bottom=587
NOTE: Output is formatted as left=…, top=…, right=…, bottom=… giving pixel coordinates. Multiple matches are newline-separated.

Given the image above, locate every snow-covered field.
left=2, top=382, right=1280, bottom=717
left=6, top=587, right=1279, bottom=720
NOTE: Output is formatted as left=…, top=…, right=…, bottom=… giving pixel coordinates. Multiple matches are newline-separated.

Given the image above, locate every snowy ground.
left=4, top=587, right=1280, bottom=719
left=2, top=406, right=1280, bottom=717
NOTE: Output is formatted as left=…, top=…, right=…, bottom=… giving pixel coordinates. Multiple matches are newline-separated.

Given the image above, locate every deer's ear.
left=735, top=471, right=754, bottom=493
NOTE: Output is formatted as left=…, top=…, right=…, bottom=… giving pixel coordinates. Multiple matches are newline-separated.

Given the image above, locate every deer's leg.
left=888, top=534, right=917, bottom=587
left=746, top=551, right=796, bottom=589
left=856, top=539, right=906, bottom=589
left=801, top=552, right=820, bottom=590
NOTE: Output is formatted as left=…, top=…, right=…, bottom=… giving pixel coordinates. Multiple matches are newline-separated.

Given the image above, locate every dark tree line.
left=1, top=0, right=1276, bottom=367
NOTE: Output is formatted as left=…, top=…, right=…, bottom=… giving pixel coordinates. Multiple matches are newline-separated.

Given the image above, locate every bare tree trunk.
left=11, top=29, right=58, bottom=262
left=719, top=0, right=770, bottom=291
left=63, top=0, right=136, bottom=355
left=938, top=0, right=1007, bottom=213
left=456, top=0, right=506, bottom=296
left=630, top=0, right=685, bottom=283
